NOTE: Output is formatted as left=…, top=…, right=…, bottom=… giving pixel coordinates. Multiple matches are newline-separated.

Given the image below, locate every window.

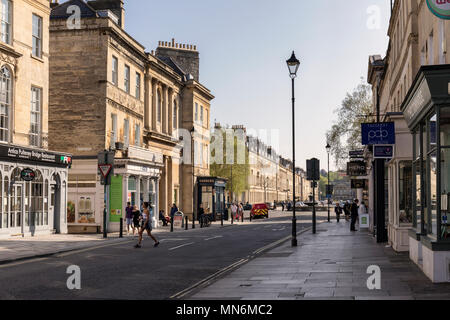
left=30, top=87, right=42, bottom=147
left=200, top=105, right=204, bottom=124
left=173, top=101, right=177, bottom=129
left=0, top=66, right=11, bottom=142
left=135, top=72, right=141, bottom=99
left=399, top=161, right=413, bottom=225
left=1, top=0, right=12, bottom=45
left=124, top=65, right=130, bottom=93
left=124, top=118, right=129, bottom=147
left=110, top=113, right=117, bottom=146
left=157, top=90, right=161, bottom=123
left=112, top=56, right=118, bottom=85
left=32, top=14, right=42, bottom=58
left=195, top=103, right=198, bottom=122
left=134, top=123, right=140, bottom=146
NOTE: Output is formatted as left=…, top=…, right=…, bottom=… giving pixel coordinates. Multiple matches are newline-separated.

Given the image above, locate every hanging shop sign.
left=351, top=179, right=366, bottom=189
left=373, top=145, right=394, bottom=159
left=349, top=150, right=364, bottom=159
left=426, top=0, right=450, bottom=20
left=361, top=122, right=396, bottom=145
left=20, top=168, right=36, bottom=182
left=347, top=161, right=367, bottom=177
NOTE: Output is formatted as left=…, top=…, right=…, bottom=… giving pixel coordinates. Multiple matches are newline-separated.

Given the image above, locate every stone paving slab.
left=189, top=221, right=450, bottom=300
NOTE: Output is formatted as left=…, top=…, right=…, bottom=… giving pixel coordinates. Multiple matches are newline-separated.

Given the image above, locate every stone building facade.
left=48, top=0, right=213, bottom=232
left=367, top=0, right=450, bottom=282
left=0, top=0, right=71, bottom=238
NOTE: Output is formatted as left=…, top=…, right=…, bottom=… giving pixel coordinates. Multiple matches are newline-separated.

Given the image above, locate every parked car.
left=266, top=202, right=276, bottom=210
left=295, top=201, right=307, bottom=208
left=251, top=203, right=269, bottom=219
left=243, top=203, right=252, bottom=210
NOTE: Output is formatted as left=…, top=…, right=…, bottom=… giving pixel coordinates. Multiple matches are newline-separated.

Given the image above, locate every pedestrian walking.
left=344, top=202, right=351, bottom=221
left=334, top=202, right=342, bottom=223
left=231, top=202, right=237, bottom=220
left=281, top=202, right=285, bottom=211
left=125, top=202, right=133, bottom=235
left=350, top=199, right=359, bottom=232
left=198, top=203, right=205, bottom=226
left=131, top=205, right=141, bottom=236
left=238, top=203, right=244, bottom=220
left=135, top=202, right=160, bottom=248
left=170, top=203, right=178, bottom=224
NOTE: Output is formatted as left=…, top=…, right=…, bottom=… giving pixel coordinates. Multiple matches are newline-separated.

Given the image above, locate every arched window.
left=157, top=90, right=162, bottom=123
left=0, top=66, right=11, bottom=142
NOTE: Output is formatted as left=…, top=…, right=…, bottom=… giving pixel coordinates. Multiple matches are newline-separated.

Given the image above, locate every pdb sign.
left=361, top=122, right=395, bottom=145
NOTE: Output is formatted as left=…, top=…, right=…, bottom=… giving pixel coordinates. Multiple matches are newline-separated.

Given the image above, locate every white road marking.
left=168, top=242, right=195, bottom=251
left=204, top=236, right=223, bottom=241
left=160, top=238, right=188, bottom=243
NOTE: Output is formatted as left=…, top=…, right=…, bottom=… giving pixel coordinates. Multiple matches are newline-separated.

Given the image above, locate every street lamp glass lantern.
left=326, top=143, right=331, bottom=154
left=286, top=51, right=300, bottom=79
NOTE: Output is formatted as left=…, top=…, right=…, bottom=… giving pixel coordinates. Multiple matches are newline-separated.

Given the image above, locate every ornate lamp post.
left=286, top=51, right=300, bottom=247
left=326, top=142, right=331, bottom=222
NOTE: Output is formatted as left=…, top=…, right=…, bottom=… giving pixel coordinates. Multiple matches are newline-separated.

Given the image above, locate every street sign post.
left=307, top=158, right=320, bottom=234
left=98, top=151, right=115, bottom=238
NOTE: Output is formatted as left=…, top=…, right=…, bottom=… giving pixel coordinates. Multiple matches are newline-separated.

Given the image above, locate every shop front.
left=402, top=64, right=450, bottom=282
left=197, top=177, right=227, bottom=221
left=385, top=113, right=414, bottom=252
left=109, top=146, right=163, bottom=231
left=0, top=144, right=71, bottom=238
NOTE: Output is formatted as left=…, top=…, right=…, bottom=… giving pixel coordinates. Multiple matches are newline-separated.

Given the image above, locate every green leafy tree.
left=210, top=128, right=250, bottom=199
left=326, top=79, right=373, bottom=169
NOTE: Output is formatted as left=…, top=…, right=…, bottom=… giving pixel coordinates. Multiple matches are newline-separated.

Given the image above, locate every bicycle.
left=200, top=214, right=212, bottom=228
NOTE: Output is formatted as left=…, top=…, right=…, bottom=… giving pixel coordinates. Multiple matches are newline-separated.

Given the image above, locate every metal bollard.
left=242, top=212, right=244, bottom=223
left=185, top=216, right=188, bottom=230
left=221, top=213, right=223, bottom=227
left=119, top=218, right=123, bottom=238
left=171, top=217, right=174, bottom=232
left=231, top=214, right=234, bottom=225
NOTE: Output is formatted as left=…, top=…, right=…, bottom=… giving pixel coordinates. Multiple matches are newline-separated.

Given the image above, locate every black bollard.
left=185, top=216, right=188, bottom=230
left=231, top=214, right=234, bottom=225
left=242, top=212, right=244, bottom=223
left=221, top=213, right=223, bottom=227
left=119, top=218, right=123, bottom=238
left=171, top=217, right=174, bottom=232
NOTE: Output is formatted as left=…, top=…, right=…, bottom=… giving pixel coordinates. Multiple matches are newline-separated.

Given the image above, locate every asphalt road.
left=0, top=210, right=328, bottom=300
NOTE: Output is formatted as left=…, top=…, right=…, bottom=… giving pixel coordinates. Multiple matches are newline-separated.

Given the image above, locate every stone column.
left=136, top=176, right=141, bottom=208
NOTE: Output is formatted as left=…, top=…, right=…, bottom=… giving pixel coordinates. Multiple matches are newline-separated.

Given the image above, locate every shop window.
left=406, top=164, right=413, bottom=226
left=77, top=196, right=94, bottom=224
left=30, top=170, right=43, bottom=227
left=201, top=186, right=213, bottom=214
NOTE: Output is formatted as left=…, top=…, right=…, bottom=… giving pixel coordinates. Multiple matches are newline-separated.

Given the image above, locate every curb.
left=0, top=236, right=132, bottom=266
left=170, top=225, right=314, bottom=300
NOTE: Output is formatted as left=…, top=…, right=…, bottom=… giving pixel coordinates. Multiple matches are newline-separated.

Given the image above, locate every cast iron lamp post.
left=286, top=51, right=300, bottom=247
left=326, top=142, right=331, bottom=222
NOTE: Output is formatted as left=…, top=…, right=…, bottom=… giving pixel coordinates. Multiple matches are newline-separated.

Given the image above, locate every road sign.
left=98, top=164, right=112, bottom=178
left=307, top=158, right=320, bottom=181
left=361, top=122, right=395, bottom=145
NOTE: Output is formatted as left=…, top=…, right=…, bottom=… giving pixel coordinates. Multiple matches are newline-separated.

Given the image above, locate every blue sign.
left=374, top=145, right=394, bottom=159
left=361, top=122, right=395, bottom=145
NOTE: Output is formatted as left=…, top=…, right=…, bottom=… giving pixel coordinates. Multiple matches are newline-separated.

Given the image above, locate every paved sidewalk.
left=189, top=221, right=450, bottom=300
left=0, top=220, right=231, bottom=264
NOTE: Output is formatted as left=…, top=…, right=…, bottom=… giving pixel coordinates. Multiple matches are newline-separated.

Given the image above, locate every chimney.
left=156, top=38, right=200, bottom=81
left=50, top=0, right=59, bottom=9
left=87, top=0, right=125, bottom=28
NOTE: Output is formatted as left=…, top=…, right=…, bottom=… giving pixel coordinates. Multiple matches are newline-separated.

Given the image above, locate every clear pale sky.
left=107, top=0, right=390, bottom=171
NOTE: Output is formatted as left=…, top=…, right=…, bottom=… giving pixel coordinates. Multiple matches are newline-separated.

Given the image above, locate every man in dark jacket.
left=350, top=199, right=359, bottom=231
left=170, top=203, right=178, bottom=224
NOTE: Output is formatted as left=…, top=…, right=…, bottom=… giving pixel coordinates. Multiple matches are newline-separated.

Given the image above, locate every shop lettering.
left=435, top=0, right=450, bottom=4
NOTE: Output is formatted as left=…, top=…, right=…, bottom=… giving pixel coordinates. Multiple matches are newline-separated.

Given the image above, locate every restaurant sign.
left=0, top=145, right=72, bottom=166
left=426, top=0, right=450, bottom=20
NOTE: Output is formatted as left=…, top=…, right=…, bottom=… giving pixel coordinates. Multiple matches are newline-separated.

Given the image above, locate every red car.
left=251, top=203, right=269, bottom=219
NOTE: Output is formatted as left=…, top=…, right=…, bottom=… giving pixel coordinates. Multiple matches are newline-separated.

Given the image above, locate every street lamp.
left=286, top=51, right=300, bottom=247
left=326, top=142, right=331, bottom=222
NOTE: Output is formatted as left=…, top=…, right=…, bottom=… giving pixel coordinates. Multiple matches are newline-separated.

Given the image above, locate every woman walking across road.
left=135, top=202, right=160, bottom=248
left=131, top=205, right=141, bottom=236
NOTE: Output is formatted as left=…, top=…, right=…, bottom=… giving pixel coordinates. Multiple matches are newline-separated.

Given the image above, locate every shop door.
left=10, top=184, right=23, bottom=232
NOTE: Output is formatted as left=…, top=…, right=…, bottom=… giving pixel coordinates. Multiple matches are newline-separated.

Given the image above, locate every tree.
left=210, top=128, right=250, bottom=200
left=326, top=79, right=373, bottom=169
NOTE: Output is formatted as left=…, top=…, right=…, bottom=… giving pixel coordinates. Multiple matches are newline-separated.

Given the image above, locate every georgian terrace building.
left=0, top=0, right=72, bottom=238
left=367, top=0, right=450, bottom=282
left=48, top=0, right=213, bottom=232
